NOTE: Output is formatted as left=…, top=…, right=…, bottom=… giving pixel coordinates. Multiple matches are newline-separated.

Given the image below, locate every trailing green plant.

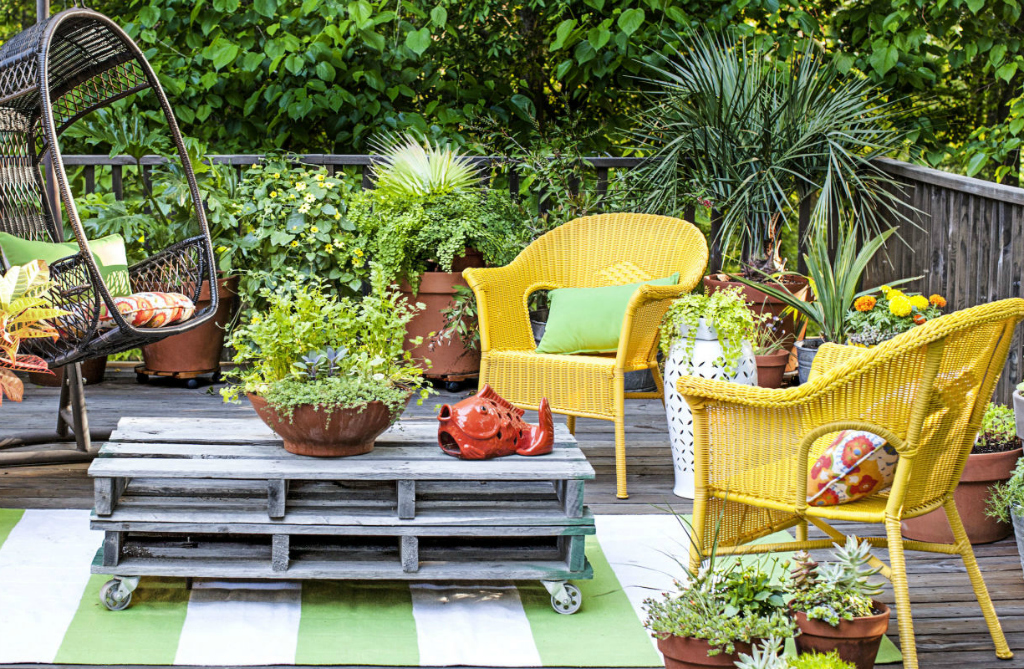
left=987, top=457, right=1024, bottom=524
left=221, top=269, right=430, bottom=415
left=659, top=287, right=756, bottom=375
left=632, top=32, right=909, bottom=275
left=231, top=156, right=369, bottom=314
left=787, top=538, right=883, bottom=627
left=731, top=225, right=910, bottom=344
left=974, top=403, right=1020, bottom=454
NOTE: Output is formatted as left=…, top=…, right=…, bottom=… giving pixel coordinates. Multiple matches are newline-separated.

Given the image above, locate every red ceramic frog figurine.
left=437, top=384, right=554, bottom=459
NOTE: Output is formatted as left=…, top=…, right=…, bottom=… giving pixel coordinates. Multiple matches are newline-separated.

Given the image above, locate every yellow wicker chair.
left=463, top=213, right=708, bottom=499
left=679, top=298, right=1024, bottom=669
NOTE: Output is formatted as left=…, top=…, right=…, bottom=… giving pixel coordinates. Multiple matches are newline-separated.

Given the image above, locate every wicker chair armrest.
left=616, top=283, right=692, bottom=370
left=463, top=265, right=538, bottom=352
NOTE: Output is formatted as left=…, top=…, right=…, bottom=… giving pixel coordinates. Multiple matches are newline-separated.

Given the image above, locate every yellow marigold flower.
left=889, top=294, right=913, bottom=318
left=879, top=284, right=892, bottom=295
left=910, top=295, right=930, bottom=311
left=310, top=226, right=319, bottom=233
left=930, top=294, right=947, bottom=308
left=295, top=182, right=306, bottom=191
left=854, top=295, right=876, bottom=312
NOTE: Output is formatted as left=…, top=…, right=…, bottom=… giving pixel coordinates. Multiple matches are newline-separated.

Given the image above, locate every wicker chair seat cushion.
left=535, top=272, right=680, bottom=355
left=807, top=430, right=899, bottom=506
left=0, top=232, right=132, bottom=296
left=96, top=292, right=195, bottom=329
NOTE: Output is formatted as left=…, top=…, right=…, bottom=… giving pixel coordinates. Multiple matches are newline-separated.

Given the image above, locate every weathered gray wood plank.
left=397, top=480, right=415, bottom=520
left=400, top=536, right=418, bottom=573
left=271, top=535, right=289, bottom=572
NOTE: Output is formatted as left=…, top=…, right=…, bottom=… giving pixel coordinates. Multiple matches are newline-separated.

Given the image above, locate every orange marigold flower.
left=854, top=296, right=876, bottom=312
left=929, top=294, right=947, bottom=308
left=913, top=313, right=927, bottom=326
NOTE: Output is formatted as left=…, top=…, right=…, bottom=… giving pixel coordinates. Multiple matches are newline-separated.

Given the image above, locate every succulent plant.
left=733, top=638, right=788, bottom=669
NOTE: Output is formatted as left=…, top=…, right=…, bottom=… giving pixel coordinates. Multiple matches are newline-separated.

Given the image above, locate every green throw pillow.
left=0, top=232, right=132, bottom=297
left=536, top=272, right=680, bottom=355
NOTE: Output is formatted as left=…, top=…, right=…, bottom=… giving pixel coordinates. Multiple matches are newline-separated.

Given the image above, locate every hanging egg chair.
left=0, top=8, right=219, bottom=463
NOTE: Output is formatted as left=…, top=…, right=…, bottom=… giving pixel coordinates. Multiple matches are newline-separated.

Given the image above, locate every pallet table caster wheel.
left=545, top=581, right=582, bottom=614
left=186, top=378, right=200, bottom=390
left=136, top=372, right=149, bottom=384
left=444, top=381, right=463, bottom=393
left=100, top=577, right=138, bottom=611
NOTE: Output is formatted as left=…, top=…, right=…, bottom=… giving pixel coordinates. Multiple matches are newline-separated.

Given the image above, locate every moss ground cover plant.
left=659, top=287, right=757, bottom=375
left=221, top=270, right=429, bottom=419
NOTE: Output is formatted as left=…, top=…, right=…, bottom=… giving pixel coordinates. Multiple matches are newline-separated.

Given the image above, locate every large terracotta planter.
left=141, top=275, right=238, bottom=374
left=247, top=393, right=403, bottom=457
left=656, top=635, right=756, bottom=669
left=794, top=602, right=891, bottom=669
left=29, top=356, right=107, bottom=387
left=400, top=251, right=483, bottom=383
left=901, top=446, right=1023, bottom=544
left=704, top=274, right=810, bottom=348
left=754, top=350, right=790, bottom=388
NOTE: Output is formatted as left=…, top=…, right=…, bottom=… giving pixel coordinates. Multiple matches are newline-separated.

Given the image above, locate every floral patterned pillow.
left=807, top=430, right=899, bottom=506
left=97, top=292, right=195, bottom=329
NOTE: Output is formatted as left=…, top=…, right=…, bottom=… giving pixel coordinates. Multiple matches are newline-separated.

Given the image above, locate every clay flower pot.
left=794, top=601, right=891, bottom=669
left=901, top=446, right=1022, bottom=544
left=247, top=394, right=404, bottom=457
left=656, top=635, right=757, bottom=669
left=754, top=349, right=790, bottom=388
left=704, top=273, right=810, bottom=348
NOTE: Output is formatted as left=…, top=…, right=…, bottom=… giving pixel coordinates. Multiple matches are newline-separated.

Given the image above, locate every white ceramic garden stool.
left=663, top=318, right=757, bottom=498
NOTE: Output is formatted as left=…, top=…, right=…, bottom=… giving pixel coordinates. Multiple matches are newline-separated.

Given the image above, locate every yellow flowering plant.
left=847, top=284, right=946, bottom=346
left=232, top=156, right=370, bottom=315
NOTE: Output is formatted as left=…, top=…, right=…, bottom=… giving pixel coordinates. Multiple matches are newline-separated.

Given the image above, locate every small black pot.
left=795, top=338, right=823, bottom=384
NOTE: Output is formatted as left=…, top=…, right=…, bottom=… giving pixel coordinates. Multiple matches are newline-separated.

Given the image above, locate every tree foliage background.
left=2, top=0, right=1024, bottom=183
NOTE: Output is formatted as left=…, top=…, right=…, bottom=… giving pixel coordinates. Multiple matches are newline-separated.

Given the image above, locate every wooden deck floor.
left=1, top=373, right=1023, bottom=668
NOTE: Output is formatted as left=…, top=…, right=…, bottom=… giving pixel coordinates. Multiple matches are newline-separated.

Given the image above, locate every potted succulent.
left=787, top=538, right=890, bottom=669
left=734, top=638, right=855, bottom=669
left=902, top=402, right=1022, bottom=544
left=632, top=34, right=907, bottom=342
left=644, top=554, right=795, bottom=669
left=660, top=288, right=758, bottom=497
left=0, top=260, right=64, bottom=401
left=986, top=457, right=1024, bottom=577
left=222, top=271, right=429, bottom=456
left=347, top=134, right=522, bottom=387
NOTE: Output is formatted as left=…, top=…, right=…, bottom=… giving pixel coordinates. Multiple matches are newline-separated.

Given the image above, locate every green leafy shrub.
left=222, top=271, right=429, bottom=416
left=976, top=403, right=1019, bottom=454
left=787, top=538, right=883, bottom=627
left=659, top=288, right=756, bottom=375
left=987, top=457, right=1024, bottom=524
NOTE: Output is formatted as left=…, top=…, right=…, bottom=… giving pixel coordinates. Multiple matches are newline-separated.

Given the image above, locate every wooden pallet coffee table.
left=88, top=416, right=596, bottom=613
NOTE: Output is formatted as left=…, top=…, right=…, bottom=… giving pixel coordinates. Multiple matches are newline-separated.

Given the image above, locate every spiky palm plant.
left=370, top=132, right=482, bottom=197
left=632, top=33, right=909, bottom=274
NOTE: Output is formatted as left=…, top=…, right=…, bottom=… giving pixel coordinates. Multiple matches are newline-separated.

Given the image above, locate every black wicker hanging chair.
left=0, top=9, right=219, bottom=463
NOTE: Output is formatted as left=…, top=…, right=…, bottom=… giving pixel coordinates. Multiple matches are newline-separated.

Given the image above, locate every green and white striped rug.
left=0, top=509, right=899, bottom=666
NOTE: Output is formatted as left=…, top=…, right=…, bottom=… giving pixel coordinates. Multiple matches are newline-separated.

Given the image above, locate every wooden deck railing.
left=63, top=153, right=1024, bottom=402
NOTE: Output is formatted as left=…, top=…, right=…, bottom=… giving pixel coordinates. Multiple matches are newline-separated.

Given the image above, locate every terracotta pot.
left=29, top=356, right=108, bottom=387
left=704, top=274, right=810, bottom=348
left=656, top=635, right=756, bottom=669
left=247, top=393, right=404, bottom=457
left=141, top=275, right=238, bottom=374
left=754, top=350, right=790, bottom=388
left=901, top=446, right=1022, bottom=544
left=794, top=601, right=891, bottom=669
left=400, top=252, right=484, bottom=380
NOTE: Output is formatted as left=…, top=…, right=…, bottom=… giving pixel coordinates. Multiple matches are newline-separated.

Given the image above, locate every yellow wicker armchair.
left=679, top=298, right=1024, bottom=669
left=463, top=213, right=708, bottom=499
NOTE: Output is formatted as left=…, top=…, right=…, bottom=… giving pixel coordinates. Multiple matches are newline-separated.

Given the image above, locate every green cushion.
left=535, top=273, right=680, bottom=355
left=0, top=232, right=132, bottom=297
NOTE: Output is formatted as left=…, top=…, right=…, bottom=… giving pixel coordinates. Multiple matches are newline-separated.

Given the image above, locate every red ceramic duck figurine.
left=437, top=384, right=554, bottom=459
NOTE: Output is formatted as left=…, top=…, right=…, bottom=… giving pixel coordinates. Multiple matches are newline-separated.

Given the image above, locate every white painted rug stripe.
left=0, top=509, right=99, bottom=663
left=595, top=514, right=692, bottom=650
left=174, top=580, right=302, bottom=666
left=410, top=583, right=542, bottom=667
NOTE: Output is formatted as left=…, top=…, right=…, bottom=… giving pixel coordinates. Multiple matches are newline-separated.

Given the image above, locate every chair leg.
left=57, top=363, right=91, bottom=453
left=885, top=517, right=918, bottom=669
left=651, top=364, right=666, bottom=408
left=614, top=416, right=628, bottom=499
left=944, top=499, right=1013, bottom=659
left=566, top=416, right=576, bottom=436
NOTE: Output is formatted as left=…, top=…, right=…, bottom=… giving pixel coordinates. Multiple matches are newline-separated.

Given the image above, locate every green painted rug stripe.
left=296, top=580, right=419, bottom=665
left=55, top=576, right=190, bottom=665
left=0, top=509, right=23, bottom=550
left=522, top=537, right=663, bottom=667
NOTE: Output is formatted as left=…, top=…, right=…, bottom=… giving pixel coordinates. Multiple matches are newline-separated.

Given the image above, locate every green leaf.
left=254, top=0, right=277, bottom=17
left=315, top=61, right=336, bottom=81
left=138, top=5, right=160, bottom=28
left=990, top=44, right=1008, bottom=67
left=350, top=1, right=373, bottom=28
left=966, top=152, right=989, bottom=177
left=270, top=230, right=294, bottom=246
left=617, top=8, right=644, bottom=36
left=430, top=6, right=447, bottom=27
left=551, top=19, right=575, bottom=51
left=242, top=52, right=264, bottom=72
left=868, top=43, right=898, bottom=75
left=966, top=0, right=985, bottom=13
left=285, top=54, right=304, bottom=75
left=405, top=27, right=431, bottom=56
left=555, top=58, right=573, bottom=80
left=212, top=42, right=239, bottom=70
left=834, top=52, right=856, bottom=73
left=997, top=62, right=1018, bottom=83
left=588, top=27, right=611, bottom=52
